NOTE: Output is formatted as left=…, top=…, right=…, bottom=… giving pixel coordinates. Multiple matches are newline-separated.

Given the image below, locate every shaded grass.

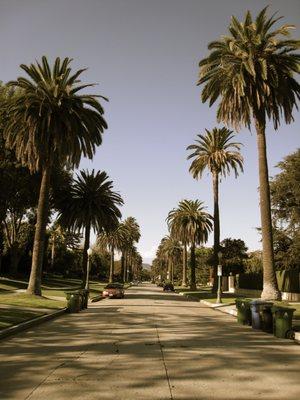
left=0, top=308, right=46, bottom=330
left=0, top=293, right=66, bottom=309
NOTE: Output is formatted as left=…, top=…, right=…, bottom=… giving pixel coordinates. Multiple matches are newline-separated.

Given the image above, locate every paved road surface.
left=1, top=284, right=299, bottom=399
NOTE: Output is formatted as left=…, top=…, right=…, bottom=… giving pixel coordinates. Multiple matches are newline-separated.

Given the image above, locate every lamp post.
left=85, top=248, right=93, bottom=291
left=217, top=251, right=222, bottom=304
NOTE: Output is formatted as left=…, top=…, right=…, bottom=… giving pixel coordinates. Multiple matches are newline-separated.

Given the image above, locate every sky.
left=1, top=0, right=299, bottom=263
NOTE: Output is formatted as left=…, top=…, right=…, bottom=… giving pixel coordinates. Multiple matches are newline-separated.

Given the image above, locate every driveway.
left=0, top=283, right=299, bottom=399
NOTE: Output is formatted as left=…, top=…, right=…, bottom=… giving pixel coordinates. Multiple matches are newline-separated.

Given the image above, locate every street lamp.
left=217, top=251, right=222, bottom=304
left=85, top=247, right=93, bottom=290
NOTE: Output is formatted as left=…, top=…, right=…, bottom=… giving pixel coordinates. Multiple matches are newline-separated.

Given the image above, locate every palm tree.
left=168, top=200, right=213, bottom=290
left=97, top=223, right=128, bottom=282
left=4, top=57, right=108, bottom=295
left=122, top=217, right=141, bottom=281
left=167, top=207, right=189, bottom=286
left=160, top=235, right=182, bottom=283
left=58, top=169, right=123, bottom=285
left=187, top=127, right=243, bottom=290
left=198, top=7, right=300, bottom=299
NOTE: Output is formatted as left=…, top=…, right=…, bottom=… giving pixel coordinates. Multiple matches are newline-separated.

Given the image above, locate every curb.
left=0, top=308, right=67, bottom=340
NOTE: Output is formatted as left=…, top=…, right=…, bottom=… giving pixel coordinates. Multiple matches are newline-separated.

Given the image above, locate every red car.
left=102, top=283, right=125, bottom=299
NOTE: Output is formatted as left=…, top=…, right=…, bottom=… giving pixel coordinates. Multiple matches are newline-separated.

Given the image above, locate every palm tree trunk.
left=109, top=244, right=114, bottom=283
left=212, top=170, right=220, bottom=293
left=123, top=250, right=127, bottom=282
left=50, top=239, right=55, bottom=269
left=82, top=221, right=91, bottom=287
left=121, top=251, right=125, bottom=282
left=254, top=117, right=281, bottom=300
left=27, top=166, right=51, bottom=295
left=190, top=243, right=196, bottom=290
left=182, top=243, right=188, bottom=286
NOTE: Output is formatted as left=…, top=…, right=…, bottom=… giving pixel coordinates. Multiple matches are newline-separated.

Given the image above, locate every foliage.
left=220, top=238, right=248, bottom=275
left=187, top=127, right=243, bottom=178
left=198, top=7, right=300, bottom=130
left=244, top=251, right=263, bottom=273
left=271, top=149, right=300, bottom=270
left=195, top=247, right=213, bottom=285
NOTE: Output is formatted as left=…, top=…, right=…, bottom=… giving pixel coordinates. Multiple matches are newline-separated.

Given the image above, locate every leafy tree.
left=220, top=238, right=248, bottom=275
left=58, top=169, right=123, bottom=285
left=4, top=57, right=108, bottom=295
left=244, top=251, right=263, bottom=273
left=187, top=127, right=243, bottom=290
left=195, top=247, right=213, bottom=285
left=270, top=149, right=300, bottom=270
left=198, top=7, right=300, bottom=299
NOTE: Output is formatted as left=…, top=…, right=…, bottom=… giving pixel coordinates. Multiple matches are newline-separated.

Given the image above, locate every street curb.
left=0, top=308, right=67, bottom=340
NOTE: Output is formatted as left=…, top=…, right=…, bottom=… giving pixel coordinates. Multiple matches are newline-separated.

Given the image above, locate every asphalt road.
left=1, top=283, right=299, bottom=399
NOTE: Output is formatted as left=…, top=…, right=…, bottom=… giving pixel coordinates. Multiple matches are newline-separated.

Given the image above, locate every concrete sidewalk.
left=0, top=284, right=299, bottom=399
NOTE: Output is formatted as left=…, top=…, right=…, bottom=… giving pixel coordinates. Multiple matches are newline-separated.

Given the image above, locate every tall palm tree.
left=167, top=206, right=189, bottom=286
left=168, top=200, right=213, bottom=290
left=161, top=235, right=182, bottom=282
left=187, top=127, right=243, bottom=290
left=4, top=57, right=108, bottom=295
left=58, top=169, right=123, bottom=285
left=123, top=217, right=141, bottom=281
left=97, top=223, right=128, bottom=282
left=198, top=7, right=300, bottom=299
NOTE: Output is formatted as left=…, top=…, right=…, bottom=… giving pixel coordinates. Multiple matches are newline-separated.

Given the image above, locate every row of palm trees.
left=154, top=200, right=213, bottom=290
left=2, top=56, right=141, bottom=294
left=98, top=216, right=141, bottom=282
left=154, top=7, right=300, bottom=300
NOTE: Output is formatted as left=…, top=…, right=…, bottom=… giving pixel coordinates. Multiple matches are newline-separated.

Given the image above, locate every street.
left=1, top=284, right=299, bottom=399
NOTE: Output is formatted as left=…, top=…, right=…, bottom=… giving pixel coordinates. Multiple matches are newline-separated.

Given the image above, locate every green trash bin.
left=271, top=306, right=296, bottom=339
left=65, top=291, right=81, bottom=313
left=235, top=298, right=252, bottom=325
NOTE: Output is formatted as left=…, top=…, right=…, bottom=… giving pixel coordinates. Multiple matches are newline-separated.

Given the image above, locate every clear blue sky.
left=1, top=0, right=299, bottom=262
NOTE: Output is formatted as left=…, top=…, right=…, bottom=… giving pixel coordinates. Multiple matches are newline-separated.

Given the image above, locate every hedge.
left=237, top=270, right=300, bottom=293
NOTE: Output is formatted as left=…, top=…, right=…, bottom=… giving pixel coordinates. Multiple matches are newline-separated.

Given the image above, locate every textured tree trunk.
left=182, top=243, right=187, bottom=286
left=82, top=221, right=91, bottom=287
left=254, top=117, right=281, bottom=300
left=109, top=244, right=114, bottom=283
left=190, top=243, right=196, bottom=290
left=27, top=166, right=51, bottom=295
left=121, top=251, right=125, bottom=282
left=212, top=170, right=220, bottom=293
left=123, top=250, right=127, bottom=282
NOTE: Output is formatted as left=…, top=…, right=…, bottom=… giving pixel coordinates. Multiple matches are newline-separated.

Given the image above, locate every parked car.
left=163, top=282, right=175, bottom=292
left=102, top=283, right=125, bottom=299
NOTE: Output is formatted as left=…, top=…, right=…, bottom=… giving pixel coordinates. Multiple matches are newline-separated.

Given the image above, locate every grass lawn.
left=0, top=293, right=66, bottom=309
left=0, top=292, right=66, bottom=331
left=0, top=308, right=46, bottom=330
left=0, top=276, right=108, bottom=299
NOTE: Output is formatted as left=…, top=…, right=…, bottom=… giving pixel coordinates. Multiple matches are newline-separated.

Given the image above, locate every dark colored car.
left=102, top=283, right=125, bottom=299
left=163, top=283, right=175, bottom=292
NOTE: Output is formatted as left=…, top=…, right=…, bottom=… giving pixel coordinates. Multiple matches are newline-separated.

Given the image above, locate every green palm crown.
left=199, top=7, right=300, bottom=128
left=5, top=56, right=108, bottom=172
